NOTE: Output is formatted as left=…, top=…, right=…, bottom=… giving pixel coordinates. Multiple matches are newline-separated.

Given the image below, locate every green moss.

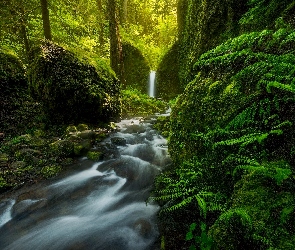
left=41, top=165, right=62, bottom=179
left=77, top=124, right=88, bottom=132
left=122, top=42, right=150, bottom=94
left=49, top=140, right=74, bottom=157
left=86, top=151, right=103, bottom=161
left=156, top=42, right=181, bottom=100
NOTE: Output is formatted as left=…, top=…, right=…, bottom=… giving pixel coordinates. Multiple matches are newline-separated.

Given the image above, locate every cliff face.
left=177, top=0, right=248, bottom=87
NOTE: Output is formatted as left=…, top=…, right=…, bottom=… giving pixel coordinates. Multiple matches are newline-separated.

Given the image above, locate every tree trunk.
left=96, top=0, right=105, bottom=54
left=19, top=0, right=31, bottom=60
left=40, top=0, right=52, bottom=40
left=107, top=0, right=125, bottom=85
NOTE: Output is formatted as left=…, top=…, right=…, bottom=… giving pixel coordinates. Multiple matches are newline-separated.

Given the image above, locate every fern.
left=217, top=208, right=252, bottom=230
left=259, top=80, right=295, bottom=94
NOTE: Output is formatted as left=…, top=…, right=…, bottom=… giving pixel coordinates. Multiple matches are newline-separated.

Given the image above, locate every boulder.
left=28, top=41, right=120, bottom=124
left=111, top=137, right=127, bottom=146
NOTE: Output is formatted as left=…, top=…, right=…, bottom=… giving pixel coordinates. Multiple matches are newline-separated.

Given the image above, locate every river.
left=0, top=113, right=171, bottom=250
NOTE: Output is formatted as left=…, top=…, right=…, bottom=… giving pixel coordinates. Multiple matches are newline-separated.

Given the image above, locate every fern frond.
left=217, top=208, right=252, bottom=230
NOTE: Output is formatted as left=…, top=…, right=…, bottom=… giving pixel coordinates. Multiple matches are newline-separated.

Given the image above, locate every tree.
left=40, top=0, right=52, bottom=40
left=107, top=0, right=125, bottom=85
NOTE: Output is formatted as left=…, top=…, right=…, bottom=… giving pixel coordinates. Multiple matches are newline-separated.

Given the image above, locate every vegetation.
left=1, top=0, right=295, bottom=249
left=121, top=87, right=167, bottom=118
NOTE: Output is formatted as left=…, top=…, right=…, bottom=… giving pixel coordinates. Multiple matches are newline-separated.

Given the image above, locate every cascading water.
left=0, top=112, right=171, bottom=250
left=149, top=71, right=156, bottom=98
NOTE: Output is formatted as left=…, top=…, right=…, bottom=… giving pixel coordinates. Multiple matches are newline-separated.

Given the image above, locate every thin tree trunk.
left=96, top=0, right=105, bottom=54
left=107, top=0, right=125, bottom=85
left=19, top=0, right=31, bottom=60
left=40, top=0, right=52, bottom=40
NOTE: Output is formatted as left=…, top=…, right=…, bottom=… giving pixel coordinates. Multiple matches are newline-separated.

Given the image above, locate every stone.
left=111, top=137, right=127, bottom=146
left=78, top=130, right=97, bottom=140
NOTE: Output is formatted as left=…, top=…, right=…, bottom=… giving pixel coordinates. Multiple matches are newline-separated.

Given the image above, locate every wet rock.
left=133, top=218, right=152, bottom=238
left=123, top=125, right=146, bottom=134
left=11, top=198, right=48, bottom=218
left=78, top=130, right=97, bottom=140
left=111, top=137, right=127, bottom=146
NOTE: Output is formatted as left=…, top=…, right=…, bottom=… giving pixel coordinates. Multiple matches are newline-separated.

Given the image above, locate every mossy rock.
left=41, top=165, right=62, bottom=179
left=86, top=151, right=103, bottom=161
left=0, top=50, right=26, bottom=96
left=156, top=42, right=181, bottom=100
left=77, top=124, right=88, bottom=132
left=177, top=0, right=248, bottom=86
left=49, top=140, right=74, bottom=157
left=122, top=42, right=150, bottom=94
left=28, top=41, right=120, bottom=124
left=209, top=172, right=295, bottom=249
left=73, top=139, right=92, bottom=156
left=0, top=153, right=9, bottom=167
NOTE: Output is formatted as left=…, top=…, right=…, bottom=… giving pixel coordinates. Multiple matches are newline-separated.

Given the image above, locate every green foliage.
left=186, top=222, right=214, bottom=250
left=240, top=0, right=295, bottom=31
left=121, top=87, right=167, bottom=117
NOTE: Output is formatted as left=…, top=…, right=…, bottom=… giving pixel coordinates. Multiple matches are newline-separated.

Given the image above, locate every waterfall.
left=149, top=71, right=156, bottom=98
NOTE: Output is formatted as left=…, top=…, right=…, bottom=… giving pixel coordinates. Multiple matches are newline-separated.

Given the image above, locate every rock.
left=73, top=139, right=92, bottom=156
left=77, top=124, right=88, bottom=132
left=123, top=125, right=146, bottom=134
left=65, top=125, right=78, bottom=135
left=28, top=41, right=120, bottom=124
left=78, top=130, right=97, bottom=140
left=111, top=137, right=127, bottom=146
left=49, top=140, right=74, bottom=157
left=10, top=161, right=26, bottom=169
left=133, top=218, right=152, bottom=237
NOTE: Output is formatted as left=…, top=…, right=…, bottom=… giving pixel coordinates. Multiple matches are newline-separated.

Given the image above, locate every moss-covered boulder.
left=28, top=41, right=120, bottom=124
left=156, top=43, right=181, bottom=100
left=0, top=50, right=26, bottom=94
left=0, top=50, right=33, bottom=135
left=122, top=42, right=150, bottom=94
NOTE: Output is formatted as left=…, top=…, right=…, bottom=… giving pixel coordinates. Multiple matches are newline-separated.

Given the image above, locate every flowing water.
left=148, top=71, right=156, bottom=98
left=0, top=113, right=171, bottom=250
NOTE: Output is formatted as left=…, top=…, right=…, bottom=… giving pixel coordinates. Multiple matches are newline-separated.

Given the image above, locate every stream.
left=0, top=113, right=171, bottom=250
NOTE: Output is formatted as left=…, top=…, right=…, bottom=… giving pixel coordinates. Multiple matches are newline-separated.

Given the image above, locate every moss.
left=41, top=165, right=62, bottom=179
left=28, top=41, right=120, bottom=125
left=122, top=42, right=150, bottom=94
left=49, top=140, right=74, bottom=157
left=156, top=42, right=181, bottom=100
left=86, top=151, right=103, bottom=161
left=77, top=124, right=88, bottom=132
left=177, top=0, right=248, bottom=87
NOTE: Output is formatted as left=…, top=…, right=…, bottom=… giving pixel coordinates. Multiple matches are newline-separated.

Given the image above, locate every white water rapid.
left=149, top=71, right=156, bottom=98
left=0, top=112, right=171, bottom=250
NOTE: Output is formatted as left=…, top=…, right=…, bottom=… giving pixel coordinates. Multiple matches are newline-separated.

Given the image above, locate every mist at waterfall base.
left=148, top=71, right=156, bottom=98
left=0, top=114, right=171, bottom=250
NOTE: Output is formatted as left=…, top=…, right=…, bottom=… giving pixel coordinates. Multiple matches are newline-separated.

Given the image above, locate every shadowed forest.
left=1, top=0, right=295, bottom=249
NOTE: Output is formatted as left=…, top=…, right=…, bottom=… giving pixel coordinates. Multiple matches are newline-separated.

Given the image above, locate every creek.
left=0, top=113, right=171, bottom=250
